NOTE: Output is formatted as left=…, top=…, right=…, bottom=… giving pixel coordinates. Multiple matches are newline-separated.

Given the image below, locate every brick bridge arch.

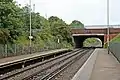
left=71, top=28, right=120, bottom=48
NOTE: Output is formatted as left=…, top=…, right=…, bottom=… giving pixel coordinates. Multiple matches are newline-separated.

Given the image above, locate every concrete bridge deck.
left=72, top=49, right=120, bottom=80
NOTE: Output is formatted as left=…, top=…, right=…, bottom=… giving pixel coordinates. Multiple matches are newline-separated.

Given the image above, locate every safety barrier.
left=109, top=42, right=120, bottom=62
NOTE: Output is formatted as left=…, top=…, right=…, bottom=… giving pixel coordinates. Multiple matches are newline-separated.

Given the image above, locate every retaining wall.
left=109, top=42, right=120, bottom=62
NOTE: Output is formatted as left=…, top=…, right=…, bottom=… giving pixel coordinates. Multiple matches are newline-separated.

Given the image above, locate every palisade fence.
left=109, top=42, right=120, bottom=62
left=0, top=43, right=64, bottom=59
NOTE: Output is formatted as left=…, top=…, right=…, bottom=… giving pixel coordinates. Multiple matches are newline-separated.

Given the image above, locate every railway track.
left=0, top=49, right=94, bottom=80
left=0, top=49, right=70, bottom=75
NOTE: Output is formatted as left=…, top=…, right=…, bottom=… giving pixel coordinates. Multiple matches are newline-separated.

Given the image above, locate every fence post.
left=5, top=44, right=7, bottom=57
left=0, top=45, right=2, bottom=58
left=22, top=46, right=24, bottom=55
left=14, top=44, right=16, bottom=56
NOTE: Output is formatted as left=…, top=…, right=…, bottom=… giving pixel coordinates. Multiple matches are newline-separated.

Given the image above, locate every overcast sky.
left=15, top=0, right=120, bottom=25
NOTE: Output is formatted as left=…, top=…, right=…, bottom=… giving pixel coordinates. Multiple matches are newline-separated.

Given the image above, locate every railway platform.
left=0, top=49, right=69, bottom=68
left=72, top=48, right=120, bottom=80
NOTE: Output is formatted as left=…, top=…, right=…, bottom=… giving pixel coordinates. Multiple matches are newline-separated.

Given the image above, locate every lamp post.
left=107, top=0, right=110, bottom=54
left=29, top=0, right=33, bottom=53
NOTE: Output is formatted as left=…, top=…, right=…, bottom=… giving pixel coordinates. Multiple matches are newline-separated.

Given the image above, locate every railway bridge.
left=71, top=27, right=120, bottom=48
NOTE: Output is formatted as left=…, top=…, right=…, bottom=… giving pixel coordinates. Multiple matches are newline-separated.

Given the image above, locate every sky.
left=15, top=0, right=120, bottom=26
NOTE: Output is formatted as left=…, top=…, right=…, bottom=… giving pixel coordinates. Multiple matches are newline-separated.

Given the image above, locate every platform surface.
left=0, top=49, right=68, bottom=66
left=72, top=48, right=98, bottom=80
left=90, top=49, right=120, bottom=80
left=72, top=48, right=120, bottom=80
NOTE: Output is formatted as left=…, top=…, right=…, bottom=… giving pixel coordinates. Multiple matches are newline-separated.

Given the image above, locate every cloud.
left=15, top=0, right=120, bottom=25
left=110, top=0, right=120, bottom=25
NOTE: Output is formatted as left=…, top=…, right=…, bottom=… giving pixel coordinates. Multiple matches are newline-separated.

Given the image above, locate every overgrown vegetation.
left=104, top=34, right=120, bottom=48
left=70, top=20, right=84, bottom=28
left=0, top=0, right=81, bottom=49
left=83, top=38, right=98, bottom=47
left=110, top=34, right=120, bottom=42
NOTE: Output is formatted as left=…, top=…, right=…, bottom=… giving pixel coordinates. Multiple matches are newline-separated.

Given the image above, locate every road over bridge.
left=71, top=28, right=120, bottom=48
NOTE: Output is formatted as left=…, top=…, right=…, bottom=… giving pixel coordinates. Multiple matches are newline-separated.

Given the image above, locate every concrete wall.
left=109, top=43, right=120, bottom=62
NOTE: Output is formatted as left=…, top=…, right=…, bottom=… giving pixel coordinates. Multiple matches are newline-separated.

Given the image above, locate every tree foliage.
left=0, top=0, right=84, bottom=48
left=83, top=38, right=99, bottom=47
left=70, top=20, right=84, bottom=28
left=0, top=1, right=24, bottom=43
left=111, top=34, right=120, bottom=42
left=0, top=28, right=10, bottom=44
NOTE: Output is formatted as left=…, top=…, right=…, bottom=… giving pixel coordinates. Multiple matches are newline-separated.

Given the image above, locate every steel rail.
left=46, top=49, right=94, bottom=80
left=40, top=49, right=92, bottom=80
left=0, top=50, right=69, bottom=69
left=0, top=49, right=81, bottom=80
left=22, top=49, right=85, bottom=80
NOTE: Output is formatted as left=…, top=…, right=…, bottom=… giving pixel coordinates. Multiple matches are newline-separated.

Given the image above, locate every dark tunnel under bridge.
left=73, top=35, right=104, bottom=48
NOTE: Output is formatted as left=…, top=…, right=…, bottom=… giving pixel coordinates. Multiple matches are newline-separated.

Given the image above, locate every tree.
left=0, top=0, right=24, bottom=43
left=0, top=1, right=73, bottom=48
left=48, top=16, right=73, bottom=46
left=0, top=28, right=10, bottom=44
left=70, top=20, right=84, bottom=28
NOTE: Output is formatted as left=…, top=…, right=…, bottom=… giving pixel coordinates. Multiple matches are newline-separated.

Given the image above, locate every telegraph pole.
left=33, top=4, right=35, bottom=12
left=107, top=0, right=110, bottom=54
left=29, top=0, right=33, bottom=54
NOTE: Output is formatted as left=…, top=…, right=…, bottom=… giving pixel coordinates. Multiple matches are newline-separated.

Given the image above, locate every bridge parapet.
left=109, top=28, right=120, bottom=34
left=71, top=28, right=120, bottom=34
left=71, top=28, right=106, bottom=34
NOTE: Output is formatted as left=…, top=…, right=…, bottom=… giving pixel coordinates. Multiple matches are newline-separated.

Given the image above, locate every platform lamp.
left=107, top=0, right=110, bottom=54
left=29, top=0, right=33, bottom=54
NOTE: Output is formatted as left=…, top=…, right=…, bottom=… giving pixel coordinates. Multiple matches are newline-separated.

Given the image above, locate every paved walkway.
left=90, top=49, right=120, bottom=80
left=0, top=49, right=68, bottom=66
left=72, top=48, right=98, bottom=80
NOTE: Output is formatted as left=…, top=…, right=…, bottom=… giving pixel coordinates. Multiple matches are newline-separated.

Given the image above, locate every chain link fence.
left=0, top=43, right=65, bottom=59
left=109, top=42, right=120, bottom=62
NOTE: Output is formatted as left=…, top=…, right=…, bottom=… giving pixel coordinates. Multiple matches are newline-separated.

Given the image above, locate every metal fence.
left=109, top=42, right=120, bottom=62
left=0, top=43, right=64, bottom=59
